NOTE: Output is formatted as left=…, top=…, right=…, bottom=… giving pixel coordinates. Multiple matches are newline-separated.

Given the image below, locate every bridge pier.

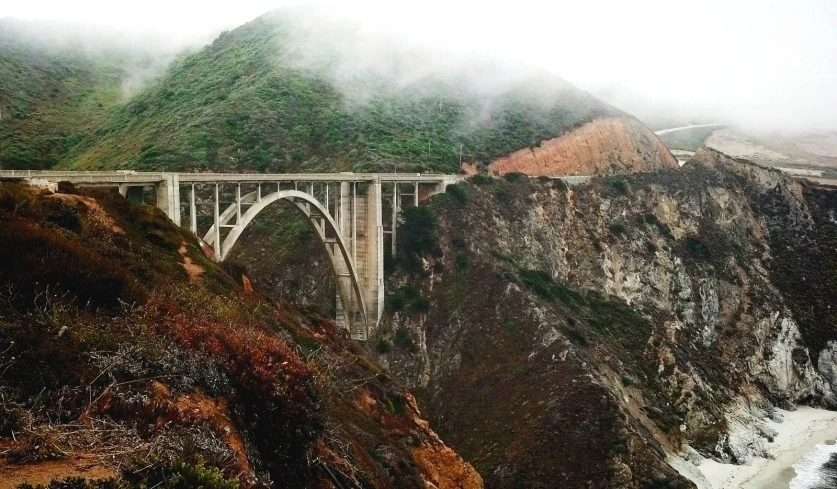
left=155, top=173, right=180, bottom=226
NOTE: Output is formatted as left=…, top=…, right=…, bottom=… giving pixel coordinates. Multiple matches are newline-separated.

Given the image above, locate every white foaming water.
left=790, top=442, right=837, bottom=489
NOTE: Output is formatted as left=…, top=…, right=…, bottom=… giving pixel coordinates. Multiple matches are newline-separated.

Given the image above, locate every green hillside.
left=0, top=20, right=125, bottom=169
left=1, top=12, right=620, bottom=173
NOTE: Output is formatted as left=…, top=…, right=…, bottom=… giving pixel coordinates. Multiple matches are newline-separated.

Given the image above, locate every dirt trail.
left=178, top=242, right=204, bottom=282
left=0, top=457, right=116, bottom=488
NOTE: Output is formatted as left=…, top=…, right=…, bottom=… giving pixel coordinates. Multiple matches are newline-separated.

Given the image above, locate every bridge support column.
left=339, top=182, right=350, bottom=237
left=391, top=182, right=399, bottom=255
left=155, top=173, right=180, bottom=226
left=366, top=177, right=384, bottom=329
left=213, top=184, right=221, bottom=259
left=189, top=184, right=197, bottom=236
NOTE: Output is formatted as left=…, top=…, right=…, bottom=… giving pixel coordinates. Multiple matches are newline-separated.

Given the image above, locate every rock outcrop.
left=484, top=116, right=678, bottom=176
left=372, top=149, right=837, bottom=487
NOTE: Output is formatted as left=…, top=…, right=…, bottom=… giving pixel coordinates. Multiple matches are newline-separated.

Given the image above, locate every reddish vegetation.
left=146, top=295, right=318, bottom=419
left=484, top=117, right=677, bottom=176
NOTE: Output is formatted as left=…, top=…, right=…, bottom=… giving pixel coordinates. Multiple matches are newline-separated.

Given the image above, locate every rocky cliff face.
left=484, top=116, right=678, bottom=176
left=373, top=149, right=837, bottom=488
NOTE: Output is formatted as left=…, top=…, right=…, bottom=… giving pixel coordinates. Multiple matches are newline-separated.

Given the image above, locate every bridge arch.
left=208, top=189, right=368, bottom=336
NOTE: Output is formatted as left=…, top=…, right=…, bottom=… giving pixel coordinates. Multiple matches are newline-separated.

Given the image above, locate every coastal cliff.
left=371, top=149, right=837, bottom=487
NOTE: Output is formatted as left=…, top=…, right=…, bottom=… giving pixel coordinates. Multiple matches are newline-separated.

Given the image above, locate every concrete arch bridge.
left=1, top=170, right=461, bottom=339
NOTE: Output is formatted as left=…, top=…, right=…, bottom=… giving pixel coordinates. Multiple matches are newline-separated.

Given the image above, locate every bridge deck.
left=0, top=170, right=463, bottom=185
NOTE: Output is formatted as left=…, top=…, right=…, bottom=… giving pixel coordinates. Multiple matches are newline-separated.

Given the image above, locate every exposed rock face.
left=485, top=116, right=678, bottom=176
left=373, top=149, right=837, bottom=487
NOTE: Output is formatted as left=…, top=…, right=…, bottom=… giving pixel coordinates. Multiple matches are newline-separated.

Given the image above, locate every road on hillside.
left=654, top=123, right=726, bottom=135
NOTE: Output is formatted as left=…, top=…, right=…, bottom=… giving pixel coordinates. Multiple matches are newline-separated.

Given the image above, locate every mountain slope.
left=0, top=180, right=481, bottom=488
left=0, top=19, right=124, bottom=169
left=0, top=19, right=186, bottom=170
left=48, top=10, right=621, bottom=173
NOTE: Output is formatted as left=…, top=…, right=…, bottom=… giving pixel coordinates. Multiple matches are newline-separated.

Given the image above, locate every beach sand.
left=670, top=407, right=837, bottom=489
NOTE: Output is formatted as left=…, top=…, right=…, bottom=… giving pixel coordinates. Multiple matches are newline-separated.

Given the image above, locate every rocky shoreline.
left=670, top=406, right=837, bottom=489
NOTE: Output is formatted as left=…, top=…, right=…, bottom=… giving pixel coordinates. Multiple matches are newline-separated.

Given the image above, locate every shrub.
left=552, top=179, right=569, bottom=192
left=635, top=212, right=674, bottom=238
left=455, top=253, right=468, bottom=270
left=399, top=206, right=438, bottom=257
left=469, top=174, right=493, bottom=185
left=120, top=458, right=238, bottom=489
left=489, top=250, right=517, bottom=265
left=387, top=284, right=430, bottom=313
left=609, top=222, right=626, bottom=236
left=394, top=327, right=416, bottom=351
left=398, top=206, right=440, bottom=271
left=518, top=268, right=585, bottom=310
left=504, top=172, right=528, bottom=183
left=492, top=186, right=511, bottom=203
left=685, top=236, right=712, bottom=259
left=16, top=478, right=116, bottom=489
left=147, top=296, right=321, bottom=482
left=610, top=178, right=629, bottom=194
left=387, top=292, right=406, bottom=312
left=411, top=295, right=430, bottom=313
left=445, top=184, right=468, bottom=204
left=637, top=213, right=660, bottom=226
left=376, top=338, right=392, bottom=354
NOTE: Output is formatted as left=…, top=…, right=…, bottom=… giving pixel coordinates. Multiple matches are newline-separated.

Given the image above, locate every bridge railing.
left=1, top=170, right=464, bottom=185
left=0, top=170, right=166, bottom=184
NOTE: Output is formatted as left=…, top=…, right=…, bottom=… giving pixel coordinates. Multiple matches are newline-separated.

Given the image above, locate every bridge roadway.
left=0, top=169, right=590, bottom=339
left=0, top=170, right=463, bottom=184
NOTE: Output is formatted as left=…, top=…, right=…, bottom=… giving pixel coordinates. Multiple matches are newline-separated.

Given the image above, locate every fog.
left=3, top=0, right=836, bottom=132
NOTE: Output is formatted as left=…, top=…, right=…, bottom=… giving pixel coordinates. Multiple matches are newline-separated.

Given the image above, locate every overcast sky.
left=3, top=0, right=837, bottom=132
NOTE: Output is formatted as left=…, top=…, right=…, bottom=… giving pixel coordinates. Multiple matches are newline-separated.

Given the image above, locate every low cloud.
left=3, top=0, right=836, bottom=132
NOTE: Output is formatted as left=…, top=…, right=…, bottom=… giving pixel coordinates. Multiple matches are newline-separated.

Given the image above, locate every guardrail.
left=1, top=170, right=464, bottom=185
